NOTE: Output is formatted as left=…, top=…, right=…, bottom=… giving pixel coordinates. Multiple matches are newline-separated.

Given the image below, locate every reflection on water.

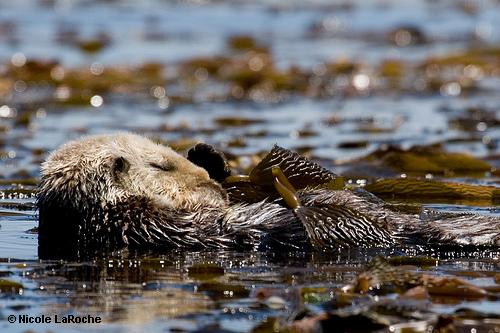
left=0, top=196, right=37, bottom=260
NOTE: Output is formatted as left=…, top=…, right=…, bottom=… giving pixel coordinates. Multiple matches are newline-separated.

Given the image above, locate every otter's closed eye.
left=113, top=157, right=130, bottom=174
left=150, top=162, right=175, bottom=172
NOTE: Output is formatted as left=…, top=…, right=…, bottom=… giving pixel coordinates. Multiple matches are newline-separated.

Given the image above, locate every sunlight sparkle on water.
left=90, top=95, right=103, bottom=107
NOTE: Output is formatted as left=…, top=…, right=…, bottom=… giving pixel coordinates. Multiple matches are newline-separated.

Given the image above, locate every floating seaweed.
left=350, top=144, right=492, bottom=177
left=366, top=178, right=500, bottom=201
left=0, top=279, right=23, bottom=294
left=285, top=257, right=498, bottom=333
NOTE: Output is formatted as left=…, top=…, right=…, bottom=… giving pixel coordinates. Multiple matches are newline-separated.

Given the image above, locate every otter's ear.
left=187, top=143, right=231, bottom=182
left=113, top=156, right=130, bottom=174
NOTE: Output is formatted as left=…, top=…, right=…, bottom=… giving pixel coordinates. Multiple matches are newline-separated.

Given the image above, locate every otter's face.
left=39, top=133, right=228, bottom=212
left=113, top=135, right=228, bottom=210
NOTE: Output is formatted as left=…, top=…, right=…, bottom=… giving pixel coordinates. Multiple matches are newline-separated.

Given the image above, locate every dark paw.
left=187, top=143, right=231, bottom=182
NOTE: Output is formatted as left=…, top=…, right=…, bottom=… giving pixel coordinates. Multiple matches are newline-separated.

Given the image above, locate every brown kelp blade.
left=250, top=145, right=339, bottom=190
left=365, top=178, right=500, bottom=201
left=225, top=145, right=340, bottom=204
left=295, top=205, right=396, bottom=249
left=353, top=257, right=488, bottom=298
left=423, top=276, right=487, bottom=298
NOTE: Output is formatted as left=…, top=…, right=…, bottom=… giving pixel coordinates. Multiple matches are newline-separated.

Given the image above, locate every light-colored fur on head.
left=39, top=132, right=228, bottom=213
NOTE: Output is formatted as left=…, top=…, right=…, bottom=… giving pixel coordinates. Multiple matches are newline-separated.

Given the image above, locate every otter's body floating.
left=37, top=133, right=499, bottom=258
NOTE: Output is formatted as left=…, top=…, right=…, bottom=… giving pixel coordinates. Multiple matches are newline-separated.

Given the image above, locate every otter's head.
left=37, top=133, right=227, bottom=257
left=39, top=133, right=227, bottom=211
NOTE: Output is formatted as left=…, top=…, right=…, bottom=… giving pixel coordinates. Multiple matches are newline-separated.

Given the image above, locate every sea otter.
left=37, top=133, right=499, bottom=258
left=38, top=133, right=298, bottom=258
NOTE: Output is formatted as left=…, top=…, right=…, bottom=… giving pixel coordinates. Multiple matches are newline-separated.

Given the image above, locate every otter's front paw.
left=187, top=143, right=231, bottom=182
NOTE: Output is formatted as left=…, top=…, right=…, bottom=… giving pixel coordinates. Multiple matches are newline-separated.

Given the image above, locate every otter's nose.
left=185, top=164, right=211, bottom=183
left=196, top=165, right=210, bottom=177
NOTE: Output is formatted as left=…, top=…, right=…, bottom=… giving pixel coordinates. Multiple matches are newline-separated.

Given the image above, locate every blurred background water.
left=0, top=1, right=499, bottom=332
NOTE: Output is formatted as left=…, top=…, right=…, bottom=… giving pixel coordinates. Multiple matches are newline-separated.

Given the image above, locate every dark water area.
left=0, top=0, right=499, bottom=332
